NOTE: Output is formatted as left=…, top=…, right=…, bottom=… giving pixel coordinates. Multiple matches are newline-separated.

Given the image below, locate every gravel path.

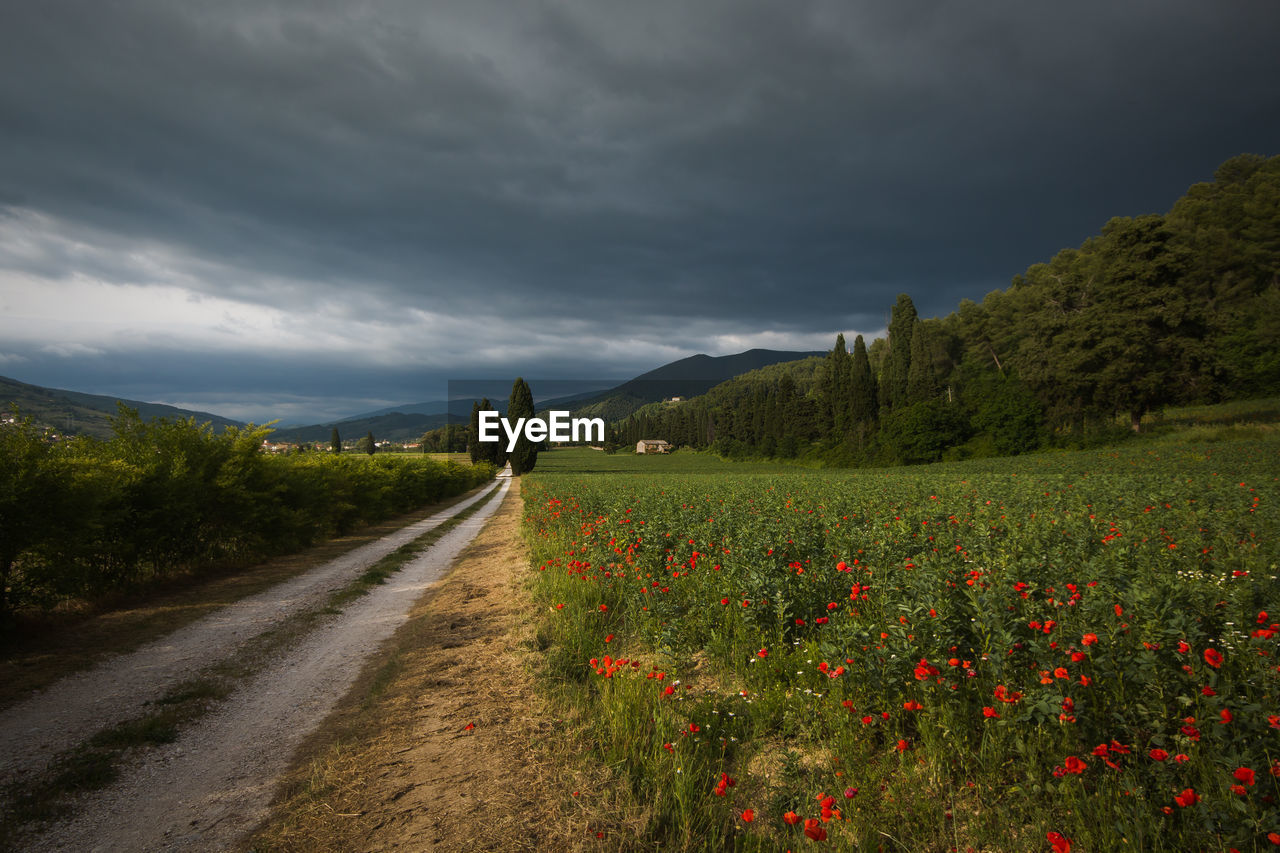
left=22, top=475, right=511, bottom=852
left=0, top=477, right=504, bottom=808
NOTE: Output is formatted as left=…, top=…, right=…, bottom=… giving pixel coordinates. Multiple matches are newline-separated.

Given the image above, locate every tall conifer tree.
left=821, top=333, right=851, bottom=433
left=467, top=401, right=482, bottom=463
left=849, top=334, right=878, bottom=423
left=507, top=378, right=538, bottom=475
left=906, top=321, right=940, bottom=403
left=887, top=294, right=918, bottom=408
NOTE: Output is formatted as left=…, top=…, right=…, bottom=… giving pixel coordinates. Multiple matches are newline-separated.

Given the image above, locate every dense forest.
left=616, top=153, right=1280, bottom=464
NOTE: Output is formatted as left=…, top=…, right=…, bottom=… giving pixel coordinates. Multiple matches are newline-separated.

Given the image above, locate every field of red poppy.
left=522, top=441, right=1280, bottom=851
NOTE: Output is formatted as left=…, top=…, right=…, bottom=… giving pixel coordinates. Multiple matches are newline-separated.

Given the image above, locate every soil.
left=10, top=477, right=516, bottom=852
left=249, top=475, right=589, bottom=853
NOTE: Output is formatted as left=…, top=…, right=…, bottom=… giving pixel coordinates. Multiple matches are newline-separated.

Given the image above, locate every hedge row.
left=0, top=409, right=494, bottom=615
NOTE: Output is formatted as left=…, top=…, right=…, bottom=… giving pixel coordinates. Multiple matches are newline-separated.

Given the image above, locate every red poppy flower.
left=1063, top=755, right=1087, bottom=774
left=1081, top=633, right=1098, bottom=646
left=1233, top=766, right=1255, bottom=787
left=1149, top=748, right=1168, bottom=762
left=1047, top=830, right=1072, bottom=853
left=741, top=808, right=754, bottom=822
left=803, top=818, right=827, bottom=841
left=993, top=684, right=1023, bottom=704
left=1174, top=788, right=1199, bottom=807
left=783, top=811, right=800, bottom=825
left=983, top=707, right=1000, bottom=718
left=1204, top=648, right=1223, bottom=668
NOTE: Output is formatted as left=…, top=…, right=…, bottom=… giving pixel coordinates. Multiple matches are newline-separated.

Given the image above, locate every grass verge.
left=248, top=479, right=591, bottom=853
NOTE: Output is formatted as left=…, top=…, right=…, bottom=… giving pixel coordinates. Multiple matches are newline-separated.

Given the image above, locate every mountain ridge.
left=0, top=374, right=245, bottom=439
left=1, top=348, right=828, bottom=444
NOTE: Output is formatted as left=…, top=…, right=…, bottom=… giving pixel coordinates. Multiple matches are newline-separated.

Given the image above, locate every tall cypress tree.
left=507, top=377, right=538, bottom=475
left=467, top=401, right=482, bottom=462
left=887, top=294, right=918, bottom=408
left=906, top=321, right=940, bottom=403
left=821, top=334, right=851, bottom=434
left=470, top=397, right=504, bottom=466
left=849, top=334, right=878, bottom=424
left=330, top=427, right=341, bottom=454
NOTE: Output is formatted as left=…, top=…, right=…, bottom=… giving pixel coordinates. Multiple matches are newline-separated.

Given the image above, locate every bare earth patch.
left=252, top=477, right=593, bottom=852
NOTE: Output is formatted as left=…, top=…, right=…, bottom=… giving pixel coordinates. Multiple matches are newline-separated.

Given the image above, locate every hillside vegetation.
left=0, top=375, right=243, bottom=440
left=570, top=349, right=824, bottom=423
left=617, top=153, right=1280, bottom=466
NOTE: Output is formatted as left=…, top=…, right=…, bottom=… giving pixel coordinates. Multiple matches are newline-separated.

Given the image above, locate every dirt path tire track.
left=0, top=478, right=503, bottom=790
left=22, top=476, right=512, bottom=852
left=250, top=475, right=591, bottom=853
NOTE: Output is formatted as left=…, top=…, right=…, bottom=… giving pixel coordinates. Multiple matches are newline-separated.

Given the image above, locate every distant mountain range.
left=270, top=411, right=455, bottom=444
left=276, top=350, right=822, bottom=441
left=0, top=374, right=244, bottom=439
left=561, top=349, right=826, bottom=422
left=0, top=348, right=824, bottom=444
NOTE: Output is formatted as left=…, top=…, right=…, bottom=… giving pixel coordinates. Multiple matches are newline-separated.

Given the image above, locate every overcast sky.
left=2, top=1, right=1278, bottom=424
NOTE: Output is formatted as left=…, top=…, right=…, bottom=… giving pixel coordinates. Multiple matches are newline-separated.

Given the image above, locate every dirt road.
left=8, top=476, right=510, bottom=852
left=250, top=475, right=587, bottom=853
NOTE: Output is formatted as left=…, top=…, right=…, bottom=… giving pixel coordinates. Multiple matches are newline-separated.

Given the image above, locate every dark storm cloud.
left=1, top=0, right=1278, bottom=420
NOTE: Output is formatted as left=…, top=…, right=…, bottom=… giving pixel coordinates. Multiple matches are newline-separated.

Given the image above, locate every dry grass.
left=249, top=481, right=616, bottom=852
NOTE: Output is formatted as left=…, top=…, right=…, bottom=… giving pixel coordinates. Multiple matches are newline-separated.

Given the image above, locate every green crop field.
left=522, top=440, right=1280, bottom=851
left=532, top=447, right=815, bottom=476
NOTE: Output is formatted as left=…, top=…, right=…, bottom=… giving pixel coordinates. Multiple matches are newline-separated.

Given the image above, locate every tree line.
left=617, top=153, right=1280, bottom=464
left=0, top=407, right=495, bottom=620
